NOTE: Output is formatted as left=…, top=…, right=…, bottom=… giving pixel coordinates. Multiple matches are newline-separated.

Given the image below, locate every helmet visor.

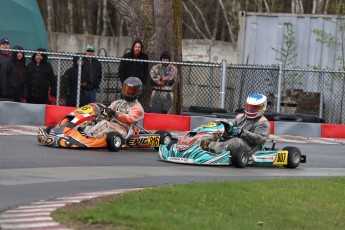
left=122, top=85, right=139, bottom=96
left=245, top=103, right=264, bottom=114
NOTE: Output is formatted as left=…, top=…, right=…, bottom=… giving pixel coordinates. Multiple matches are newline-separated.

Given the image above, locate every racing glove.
left=236, top=127, right=243, bottom=137
left=102, top=108, right=116, bottom=117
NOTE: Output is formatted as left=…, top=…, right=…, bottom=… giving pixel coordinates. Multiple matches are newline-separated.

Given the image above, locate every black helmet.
left=160, top=51, right=171, bottom=61
left=122, top=77, right=143, bottom=102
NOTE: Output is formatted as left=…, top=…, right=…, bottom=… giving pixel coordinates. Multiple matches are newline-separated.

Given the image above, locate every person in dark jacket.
left=118, top=39, right=149, bottom=85
left=26, top=48, right=56, bottom=104
left=82, top=44, right=102, bottom=104
left=64, top=55, right=87, bottom=107
left=0, top=37, right=19, bottom=101
left=11, top=45, right=27, bottom=102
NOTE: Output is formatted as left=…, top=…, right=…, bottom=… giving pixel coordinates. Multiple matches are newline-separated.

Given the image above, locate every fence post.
left=56, top=57, right=61, bottom=106
left=220, top=59, right=227, bottom=108
left=77, top=56, right=82, bottom=107
left=276, top=62, right=283, bottom=113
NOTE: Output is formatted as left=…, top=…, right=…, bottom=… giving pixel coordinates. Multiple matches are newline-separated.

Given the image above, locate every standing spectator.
left=118, top=39, right=149, bottom=85
left=64, top=55, right=87, bottom=107
left=0, top=37, right=19, bottom=101
left=82, top=44, right=102, bottom=104
left=26, top=48, right=56, bottom=104
left=11, top=45, right=27, bottom=102
left=150, top=51, right=177, bottom=113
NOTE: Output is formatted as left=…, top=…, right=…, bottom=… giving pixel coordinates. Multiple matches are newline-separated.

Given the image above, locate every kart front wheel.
left=166, top=140, right=177, bottom=150
left=45, top=125, right=55, bottom=135
left=231, top=147, right=249, bottom=168
left=106, top=132, right=123, bottom=152
left=283, top=146, right=302, bottom=168
left=154, top=131, right=173, bottom=151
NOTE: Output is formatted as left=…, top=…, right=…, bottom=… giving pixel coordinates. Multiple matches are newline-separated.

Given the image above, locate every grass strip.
left=53, top=177, right=345, bottom=230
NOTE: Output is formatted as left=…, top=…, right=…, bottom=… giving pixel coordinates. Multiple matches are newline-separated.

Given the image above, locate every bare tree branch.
left=46, top=0, right=53, bottom=32
left=182, top=1, right=208, bottom=39
left=67, top=0, right=73, bottom=33
left=188, top=0, right=212, bottom=38
left=96, top=1, right=102, bottom=35
left=218, top=0, right=235, bottom=43
left=263, top=0, right=270, bottom=13
left=101, top=0, right=108, bottom=36
left=183, top=21, right=200, bottom=38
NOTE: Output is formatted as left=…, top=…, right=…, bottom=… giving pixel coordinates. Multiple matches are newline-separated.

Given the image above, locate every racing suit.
left=84, top=99, right=144, bottom=138
left=209, top=113, right=270, bottom=155
left=150, top=63, right=177, bottom=113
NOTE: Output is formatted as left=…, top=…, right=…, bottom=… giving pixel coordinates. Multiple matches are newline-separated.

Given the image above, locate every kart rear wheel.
left=231, top=147, right=249, bottom=168
left=154, top=131, right=173, bottom=151
left=106, top=132, right=123, bottom=152
left=283, top=146, right=302, bottom=168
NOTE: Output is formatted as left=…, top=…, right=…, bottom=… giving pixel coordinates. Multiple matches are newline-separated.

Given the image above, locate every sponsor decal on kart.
left=201, top=122, right=217, bottom=128
left=273, top=151, right=288, bottom=165
left=76, top=105, right=94, bottom=114
left=168, top=157, right=193, bottom=163
left=128, top=135, right=160, bottom=147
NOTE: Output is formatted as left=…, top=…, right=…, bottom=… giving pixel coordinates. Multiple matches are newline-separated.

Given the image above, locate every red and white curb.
left=0, top=189, right=142, bottom=230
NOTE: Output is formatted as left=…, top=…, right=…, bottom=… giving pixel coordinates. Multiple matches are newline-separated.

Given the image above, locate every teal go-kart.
left=158, top=120, right=306, bottom=168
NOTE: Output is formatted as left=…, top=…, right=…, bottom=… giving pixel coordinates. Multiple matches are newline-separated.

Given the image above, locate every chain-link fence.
left=3, top=49, right=344, bottom=124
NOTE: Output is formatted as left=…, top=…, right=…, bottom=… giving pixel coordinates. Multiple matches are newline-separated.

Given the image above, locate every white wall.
left=48, top=32, right=238, bottom=63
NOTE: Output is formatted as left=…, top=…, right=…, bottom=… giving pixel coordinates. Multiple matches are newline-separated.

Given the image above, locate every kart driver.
left=82, top=76, right=144, bottom=138
left=209, top=93, right=270, bottom=159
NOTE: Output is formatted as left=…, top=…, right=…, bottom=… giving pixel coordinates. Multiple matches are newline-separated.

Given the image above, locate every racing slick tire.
left=231, top=147, right=249, bottom=168
left=45, top=126, right=55, bottom=135
left=154, top=131, right=173, bottom=151
left=283, top=146, right=302, bottom=168
left=106, top=132, right=123, bottom=152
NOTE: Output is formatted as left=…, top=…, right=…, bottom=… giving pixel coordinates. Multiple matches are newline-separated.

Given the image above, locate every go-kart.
left=158, top=120, right=306, bottom=168
left=37, top=103, right=173, bottom=152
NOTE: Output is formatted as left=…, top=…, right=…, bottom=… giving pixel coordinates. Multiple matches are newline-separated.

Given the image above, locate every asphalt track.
left=0, top=127, right=344, bottom=229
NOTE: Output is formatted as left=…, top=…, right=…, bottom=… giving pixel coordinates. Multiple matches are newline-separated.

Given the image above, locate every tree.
left=109, top=0, right=183, bottom=113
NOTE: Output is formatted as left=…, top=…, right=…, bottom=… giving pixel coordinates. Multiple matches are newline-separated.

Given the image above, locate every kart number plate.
left=273, top=151, right=288, bottom=165
left=148, top=136, right=160, bottom=147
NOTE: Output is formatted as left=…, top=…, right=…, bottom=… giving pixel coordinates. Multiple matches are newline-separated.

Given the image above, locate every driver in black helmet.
left=83, top=76, right=144, bottom=138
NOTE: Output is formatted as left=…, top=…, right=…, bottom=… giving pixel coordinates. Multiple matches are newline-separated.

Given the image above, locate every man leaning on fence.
left=149, top=51, right=177, bottom=114
left=118, top=39, right=149, bottom=85
left=0, top=37, right=19, bottom=101
left=82, top=44, right=102, bottom=104
left=26, top=48, right=56, bottom=105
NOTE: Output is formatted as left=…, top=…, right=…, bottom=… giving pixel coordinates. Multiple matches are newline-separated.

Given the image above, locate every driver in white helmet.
left=209, top=93, right=270, bottom=158
left=83, top=76, right=144, bottom=138
left=227, top=93, right=270, bottom=156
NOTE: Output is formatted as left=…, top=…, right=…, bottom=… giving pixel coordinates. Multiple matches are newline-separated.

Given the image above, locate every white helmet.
left=244, top=93, right=267, bottom=118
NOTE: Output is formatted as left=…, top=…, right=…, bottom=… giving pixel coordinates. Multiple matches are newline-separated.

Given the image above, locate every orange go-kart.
left=37, top=103, right=172, bottom=152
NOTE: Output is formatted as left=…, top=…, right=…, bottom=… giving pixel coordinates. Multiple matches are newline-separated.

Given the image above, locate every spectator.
left=26, top=48, right=56, bottom=104
left=64, top=55, right=87, bottom=107
left=82, top=44, right=102, bottom=104
left=118, top=39, right=149, bottom=85
left=11, top=45, right=27, bottom=102
left=150, top=51, right=177, bottom=113
left=0, top=37, right=19, bottom=101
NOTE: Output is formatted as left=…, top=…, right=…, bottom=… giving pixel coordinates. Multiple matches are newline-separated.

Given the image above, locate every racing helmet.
left=244, top=93, right=267, bottom=118
left=122, top=76, right=143, bottom=102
